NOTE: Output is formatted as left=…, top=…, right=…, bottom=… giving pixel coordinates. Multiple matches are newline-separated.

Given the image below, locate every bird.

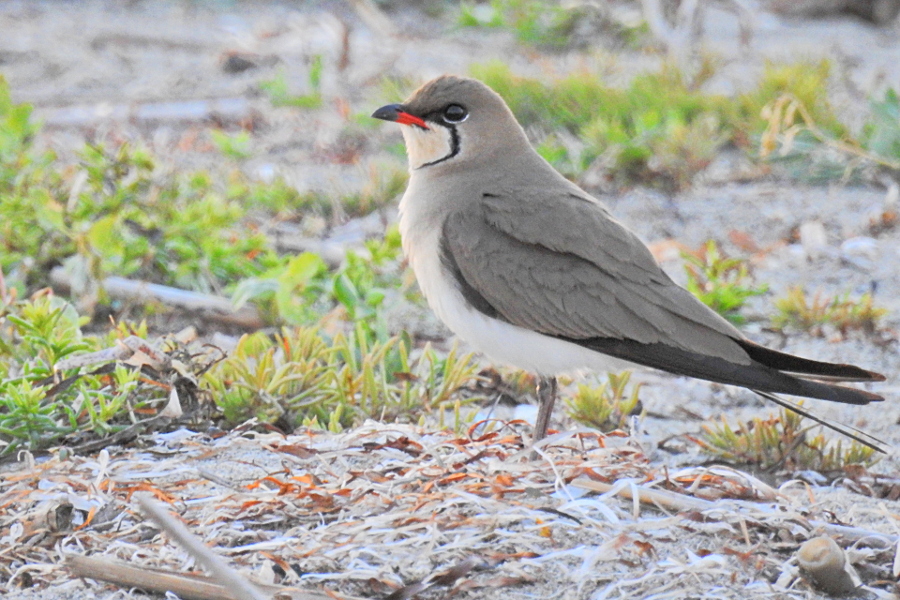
left=371, top=75, right=887, bottom=451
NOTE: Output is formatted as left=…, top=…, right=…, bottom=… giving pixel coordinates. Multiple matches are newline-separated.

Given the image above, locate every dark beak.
left=371, top=104, right=429, bottom=129
left=372, top=104, right=402, bottom=122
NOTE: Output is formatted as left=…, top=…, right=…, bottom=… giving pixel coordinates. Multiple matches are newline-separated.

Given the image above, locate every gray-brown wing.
left=482, top=187, right=744, bottom=335
left=442, top=191, right=751, bottom=365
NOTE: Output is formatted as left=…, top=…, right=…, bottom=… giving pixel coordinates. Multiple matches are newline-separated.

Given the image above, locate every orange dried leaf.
left=74, top=506, right=96, bottom=531
left=494, top=474, right=515, bottom=487
left=273, top=444, right=318, bottom=459
left=633, top=540, right=655, bottom=557
left=437, top=473, right=470, bottom=485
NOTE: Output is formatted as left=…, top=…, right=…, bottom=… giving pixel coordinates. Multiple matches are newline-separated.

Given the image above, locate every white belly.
left=402, top=221, right=637, bottom=376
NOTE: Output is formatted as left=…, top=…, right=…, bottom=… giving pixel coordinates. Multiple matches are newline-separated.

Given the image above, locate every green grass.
left=259, top=56, right=324, bottom=109
left=772, top=287, right=887, bottom=336
left=0, top=130, right=281, bottom=296
left=697, top=408, right=877, bottom=472
left=204, top=326, right=480, bottom=432
left=864, top=88, right=900, bottom=166
left=565, top=371, right=644, bottom=433
left=682, top=240, right=768, bottom=325
left=457, top=0, right=647, bottom=50
left=756, top=67, right=900, bottom=181
left=232, top=226, right=407, bottom=332
left=458, top=0, right=584, bottom=49
left=741, top=60, right=846, bottom=144
left=210, top=130, right=252, bottom=160
left=0, top=293, right=131, bottom=455
left=0, top=292, right=481, bottom=456
left=469, top=59, right=859, bottom=189
left=0, top=72, right=471, bottom=456
left=0, top=74, right=407, bottom=319
left=470, top=60, right=732, bottom=189
left=283, top=164, right=409, bottom=222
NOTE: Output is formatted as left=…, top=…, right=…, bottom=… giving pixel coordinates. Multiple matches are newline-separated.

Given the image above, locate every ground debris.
left=1, top=423, right=896, bottom=598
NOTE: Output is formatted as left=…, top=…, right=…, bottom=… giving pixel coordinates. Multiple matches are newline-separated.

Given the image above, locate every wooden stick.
left=50, top=267, right=265, bottom=329
left=135, top=493, right=269, bottom=600
left=65, top=555, right=339, bottom=600
left=66, top=493, right=366, bottom=600
left=67, top=555, right=257, bottom=600
left=572, top=479, right=712, bottom=512
left=346, top=0, right=396, bottom=37
left=33, top=97, right=255, bottom=128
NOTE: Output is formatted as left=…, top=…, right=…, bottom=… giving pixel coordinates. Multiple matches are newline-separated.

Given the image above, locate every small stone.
left=221, top=52, right=259, bottom=74
left=840, top=236, right=879, bottom=260
left=799, top=221, right=829, bottom=259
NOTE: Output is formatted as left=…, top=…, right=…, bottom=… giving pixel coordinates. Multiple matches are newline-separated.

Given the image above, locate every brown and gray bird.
left=372, top=75, right=886, bottom=450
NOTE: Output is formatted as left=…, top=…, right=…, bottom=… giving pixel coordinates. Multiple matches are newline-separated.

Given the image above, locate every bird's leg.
left=533, top=375, right=558, bottom=444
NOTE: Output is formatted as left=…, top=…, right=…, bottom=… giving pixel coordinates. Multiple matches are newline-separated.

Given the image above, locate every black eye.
left=442, top=104, right=468, bottom=124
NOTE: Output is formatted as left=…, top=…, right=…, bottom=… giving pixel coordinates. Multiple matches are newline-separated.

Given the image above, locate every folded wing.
left=440, top=188, right=884, bottom=407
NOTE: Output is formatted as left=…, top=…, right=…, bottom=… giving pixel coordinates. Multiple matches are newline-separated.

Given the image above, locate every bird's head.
left=372, top=75, right=531, bottom=171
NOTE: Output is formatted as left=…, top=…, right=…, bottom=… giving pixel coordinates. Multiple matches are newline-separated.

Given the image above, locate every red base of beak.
left=395, top=112, right=428, bottom=129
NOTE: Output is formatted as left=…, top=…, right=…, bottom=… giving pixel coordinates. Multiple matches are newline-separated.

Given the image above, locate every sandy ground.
left=2, top=0, right=900, bottom=598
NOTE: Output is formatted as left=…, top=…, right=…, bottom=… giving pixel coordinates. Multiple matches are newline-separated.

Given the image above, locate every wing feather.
left=443, top=191, right=750, bottom=364
left=482, top=190, right=745, bottom=340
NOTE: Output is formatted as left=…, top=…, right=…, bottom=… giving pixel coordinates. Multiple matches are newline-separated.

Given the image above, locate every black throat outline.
left=417, top=123, right=460, bottom=169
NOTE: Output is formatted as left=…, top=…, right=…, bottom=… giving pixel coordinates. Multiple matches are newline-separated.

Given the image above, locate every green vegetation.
left=0, top=292, right=479, bottom=456
left=0, top=75, right=406, bottom=312
left=210, top=130, right=252, bottom=160
left=458, top=0, right=584, bottom=49
left=232, top=227, right=405, bottom=330
left=565, top=371, right=644, bottom=432
left=758, top=68, right=900, bottom=181
left=682, top=240, right=768, bottom=325
left=697, top=408, right=877, bottom=472
left=864, top=88, right=900, bottom=168
left=205, top=327, right=478, bottom=431
left=285, top=165, right=408, bottom=221
left=745, top=61, right=846, bottom=143
left=0, top=78, right=293, bottom=297
left=469, top=60, right=865, bottom=189
left=260, top=55, right=324, bottom=109
left=2, top=139, right=281, bottom=295
left=0, top=73, right=481, bottom=457
left=471, top=60, right=730, bottom=189
left=0, top=293, right=133, bottom=456
left=772, top=287, right=887, bottom=336
left=457, top=0, right=649, bottom=50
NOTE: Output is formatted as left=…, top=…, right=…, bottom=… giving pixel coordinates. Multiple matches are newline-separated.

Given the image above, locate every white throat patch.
left=401, top=125, right=455, bottom=169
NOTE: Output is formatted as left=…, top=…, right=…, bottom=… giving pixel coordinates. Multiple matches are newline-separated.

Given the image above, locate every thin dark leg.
left=533, top=375, right=558, bottom=444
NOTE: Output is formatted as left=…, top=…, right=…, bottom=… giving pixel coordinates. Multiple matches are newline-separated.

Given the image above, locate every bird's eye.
left=442, top=104, right=468, bottom=124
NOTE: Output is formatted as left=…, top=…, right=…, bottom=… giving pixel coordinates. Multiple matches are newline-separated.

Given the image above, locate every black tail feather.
left=737, top=339, right=886, bottom=383
left=572, top=337, right=884, bottom=406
